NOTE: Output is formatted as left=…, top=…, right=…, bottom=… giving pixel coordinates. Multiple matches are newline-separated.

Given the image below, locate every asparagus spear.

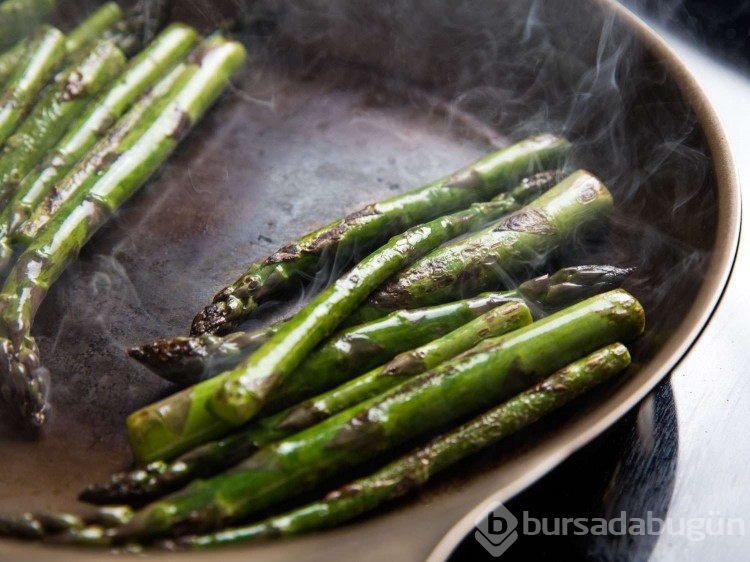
left=132, top=291, right=517, bottom=387
left=167, top=343, right=631, bottom=548
left=0, top=41, right=26, bottom=88
left=208, top=170, right=614, bottom=427
left=0, top=23, right=199, bottom=267
left=0, top=39, right=126, bottom=208
left=127, top=194, right=544, bottom=462
left=106, top=290, right=644, bottom=541
left=0, top=26, right=65, bottom=146
left=64, top=2, right=123, bottom=54
left=84, top=301, right=531, bottom=506
left=357, top=169, right=616, bottom=317
left=0, top=0, right=55, bottom=50
left=0, top=36, right=247, bottom=430
left=190, top=134, right=571, bottom=336
left=344, top=263, right=633, bottom=326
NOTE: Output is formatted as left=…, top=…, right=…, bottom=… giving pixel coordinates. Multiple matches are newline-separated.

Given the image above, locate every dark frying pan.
left=0, top=1, right=739, bottom=560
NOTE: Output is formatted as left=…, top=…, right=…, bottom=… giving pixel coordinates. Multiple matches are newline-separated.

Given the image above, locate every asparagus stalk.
left=169, top=343, right=631, bottom=548
left=190, top=135, right=571, bottom=336
left=0, top=36, right=247, bottom=430
left=0, top=0, right=56, bottom=50
left=96, top=266, right=631, bottom=504
left=84, top=301, right=531, bottom=506
left=0, top=39, right=126, bottom=208
left=127, top=194, right=544, bottom=462
left=208, top=170, right=614, bottom=427
left=64, top=2, right=123, bottom=54
left=0, top=40, right=26, bottom=88
left=0, top=26, right=65, bottom=146
left=357, top=169, right=616, bottom=317
left=134, top=292, right=517, bottom=387
left=106, top=290, right=644, bottom=541
left=0, top=23, right=199, bottom=267
left=344, top=263, right=633, bottom=327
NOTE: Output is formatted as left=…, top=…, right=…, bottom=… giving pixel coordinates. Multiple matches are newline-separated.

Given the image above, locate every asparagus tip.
left=0, top=337, right=49, bottom=432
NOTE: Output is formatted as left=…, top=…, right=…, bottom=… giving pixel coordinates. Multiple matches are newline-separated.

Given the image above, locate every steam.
left=0, top=1, right=722, bottom=507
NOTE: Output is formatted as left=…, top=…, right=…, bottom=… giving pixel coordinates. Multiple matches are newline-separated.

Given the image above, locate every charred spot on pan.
left=168, top=111, right=193, bottom=140
left=494, top=208, right=555, bottom=235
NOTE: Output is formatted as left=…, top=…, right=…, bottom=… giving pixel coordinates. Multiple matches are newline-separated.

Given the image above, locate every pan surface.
left=0, top=1, right=739, bottom=560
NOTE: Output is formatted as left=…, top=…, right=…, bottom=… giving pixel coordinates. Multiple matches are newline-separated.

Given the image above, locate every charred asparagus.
left=84, top=301, right=531, bottom=506
left=128, top=195, right=544, bottom=462
left=107, top=290, right=644, bottom=541
left=169, top=343, right=631, bottom=548
left=0, top=39, right=126, bottom=207
left=354, top=170, right=616, bottom=317
left=0, top=23, right=199, bottom=267
left=0, top=35, right=247, bottom=430
left=208, top=170, right=614, bottom=427
left=190, top=134, right=571, bottom=336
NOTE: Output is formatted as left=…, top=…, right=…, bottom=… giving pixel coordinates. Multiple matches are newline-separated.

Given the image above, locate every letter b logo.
left=475, top=501, right=519, bottom=557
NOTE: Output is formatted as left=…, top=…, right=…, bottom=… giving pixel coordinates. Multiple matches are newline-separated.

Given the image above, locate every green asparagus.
left=274, top=301, right=534, bottom=433
left=168, top=343, right=631, bottom=548
left=0, top=39, right=126, bottom=207
left=0, top=41, right=26, bottom=88
left=84, top=301, right=531, bottom=506
left=0, top=26, right=65, bottom=146
left=129, top=173, right=565, bottom=385
left=0, top=35, right=247, bottom=430
left=205, top=189, right=568, bottom=427
left=208, top=170, right=614, bottom=427
left=0, top=0, right=55, bottom=50
left=190, top=135, right=571, bottom=336
left=357, top=169, right=616, bottom=317
left=92, top=265, right=631, bottom=503
left=127, top=280, right=526, bottom=464
left=130, top=264, right=631, bottom=384
left=0, top=23, right=199, bottom=267
left=64, top=2, right=123, bottom=54
left=107, top=290, right=644, bottom=541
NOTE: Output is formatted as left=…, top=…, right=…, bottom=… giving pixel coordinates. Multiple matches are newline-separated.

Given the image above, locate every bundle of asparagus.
left=0, top=123, right=644, bottom=547
left=0, top=4, right=247, bottom=430
left=0, top=291, right=644, bottom=547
